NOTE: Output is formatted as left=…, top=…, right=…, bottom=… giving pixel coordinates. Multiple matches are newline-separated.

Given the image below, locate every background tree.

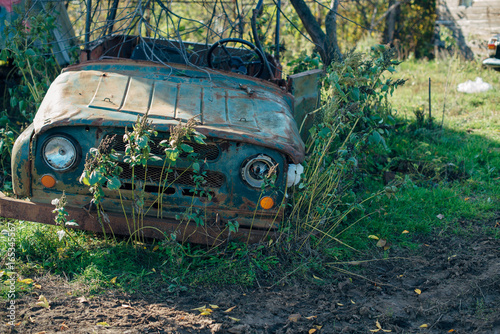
left=289, top=0, right=342, bottom=66
left=288, top=0, right=437, bottom=66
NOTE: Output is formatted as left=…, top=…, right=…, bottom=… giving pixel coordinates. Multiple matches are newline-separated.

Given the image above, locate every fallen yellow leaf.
left=305, top=315, right=317, bottom=320
left=224, top=306, right=236, bottom=313
left=414, top=289, right=422, bottom=295
left=152, top=245, right=159, bottom=251
left=209, top=304, right=219, bottom=309
left=76, top=296, right=88, bottom=303
left=315, top=325, right=322, bottom=330
left=35, top=295, right=50, bottom=309
left=228, top=316, right=240, bottom=321
left=351, top=300, right=355, bottom=304
left=96, top=322, right=110, bottom=326
left=368, top=235, right=380, bottom=240
left=312, top=275, right=323, bottom=280
left=308, top=329, right=317, bottom=334
left=376, top=239, right=387, bottom=248
left=337, top=303, right=344, bottom=306
left=447, top=330, right=455, bottom=332
left=419, top=324, right=428, bottom=328
left=369, top=320, right=392, bottom=332
left=464, top=197, right=470, bottom=201
left=200, top=311, right=211, bottom=316
left=19, top=278, right=33, bottom=284
left=110, top=277, right=117, bottom=284
left=34, top=284, right=42, bottom=289
left=402, top=230, right=410, bottom=234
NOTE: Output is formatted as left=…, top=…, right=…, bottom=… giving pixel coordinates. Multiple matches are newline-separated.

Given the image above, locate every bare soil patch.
left=1, top=226, right=499, bottom=334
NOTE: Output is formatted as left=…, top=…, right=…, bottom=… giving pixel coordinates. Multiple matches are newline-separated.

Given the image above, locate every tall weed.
left=285, top=46, right=405, bottom=251
left=79, top=116, right=207, bottom=243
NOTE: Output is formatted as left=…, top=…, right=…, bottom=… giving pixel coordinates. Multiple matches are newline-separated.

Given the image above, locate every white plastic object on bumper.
left=287, top=164, right=304, bottom=187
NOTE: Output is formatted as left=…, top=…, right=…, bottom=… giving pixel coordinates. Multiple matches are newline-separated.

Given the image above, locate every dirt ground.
left=1, top=224, right=499, bottom=334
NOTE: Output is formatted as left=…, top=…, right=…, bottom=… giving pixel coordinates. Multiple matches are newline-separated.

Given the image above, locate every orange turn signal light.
left=260, top=196, right=274, bottom=210
left=41, top=174, right=56, bottom=188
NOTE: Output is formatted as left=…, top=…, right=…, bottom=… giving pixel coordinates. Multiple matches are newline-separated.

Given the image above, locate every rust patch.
left=0, top=192, right=273, bottom=245
left=219, top=141, right=231, bottom=152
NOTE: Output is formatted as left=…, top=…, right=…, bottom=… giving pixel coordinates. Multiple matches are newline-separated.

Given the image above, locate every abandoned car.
left=2, top=36, right=320, bottom=244
left=0, top=2, right=320, bottom=244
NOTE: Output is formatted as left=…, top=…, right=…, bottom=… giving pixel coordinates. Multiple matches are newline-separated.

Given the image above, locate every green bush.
left=285, top=46, right=405, bottom=252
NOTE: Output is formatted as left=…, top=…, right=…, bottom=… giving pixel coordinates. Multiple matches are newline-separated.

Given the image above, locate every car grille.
left=107, top=134, right=220, bottom=161
left=102, top=133, right=225, bottom=191
left=117, top=162, right=225, bottom=188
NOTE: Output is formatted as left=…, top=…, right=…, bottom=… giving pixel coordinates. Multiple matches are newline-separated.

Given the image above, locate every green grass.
left=353, top=57, right=500, bottom=248
left=1, top=57, right=499, bottom=294
left=0, top=220, right=280, bottom=296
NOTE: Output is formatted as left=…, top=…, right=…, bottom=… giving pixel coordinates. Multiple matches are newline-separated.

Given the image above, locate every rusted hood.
left=34, top=60, right=305, bottom=163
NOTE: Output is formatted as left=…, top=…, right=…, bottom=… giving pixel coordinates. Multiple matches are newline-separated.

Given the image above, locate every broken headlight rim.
left=42, top=134, right=80, bottom=172
left=240, top=154, right=278, bottom=188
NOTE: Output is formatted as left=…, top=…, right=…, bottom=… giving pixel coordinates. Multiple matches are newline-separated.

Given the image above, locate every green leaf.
left=192, top=162, right=200, bottom=173
left=334, top=82, right=348, bottom=102
left=349, top=87, right=360, bottom=101
left=25, top=49, right=36, bottom=57
left=137, top=136, right=148, bottom=149
left=319, top=126, right=331, bottom=138
left=79, top=174, right=90, bottom=186
left=149, top=154, right=162, bottom=162
left=193, top=133, right=206, bottom=145
left=89, top=170, right=102, bottom=185
left=165, top=148, right=179, bottom=161
left=180, top=143, right=194, bottom=153
left=369, top=131, right=382, bottom=145
left=159, top=139, right=170, bottom=147
left=65, top=221, right=79, bottom=227
left=106, top=176, right=121, bottom=190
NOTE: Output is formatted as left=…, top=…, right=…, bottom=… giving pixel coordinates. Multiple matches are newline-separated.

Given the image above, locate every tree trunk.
left=384, top=0, right=401, bottom=45
left=325, top=0, right=342, bottom=64
left=289, top=0, right=327, bottom=62
left=289, top=0, right=342, bottom=66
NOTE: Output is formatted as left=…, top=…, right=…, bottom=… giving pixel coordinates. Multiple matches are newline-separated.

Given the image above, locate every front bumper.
left=0, top=192, right=275, bottom=245
left=483, top=57, right=500, bottom=68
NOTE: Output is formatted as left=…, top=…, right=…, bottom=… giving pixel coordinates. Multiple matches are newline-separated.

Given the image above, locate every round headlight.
left=42, top=136, right=78, bottom=171
left=241, top=154, right=277, bottom=188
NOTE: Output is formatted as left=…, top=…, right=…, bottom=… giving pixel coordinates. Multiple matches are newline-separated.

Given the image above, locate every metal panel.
left=122, top=77, right=154, bottom=113
left=35, top=60, right=305, bottom=163
left=89, top=73, right=129, bottom=111
left=0, top=192, right=273, bottom=245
